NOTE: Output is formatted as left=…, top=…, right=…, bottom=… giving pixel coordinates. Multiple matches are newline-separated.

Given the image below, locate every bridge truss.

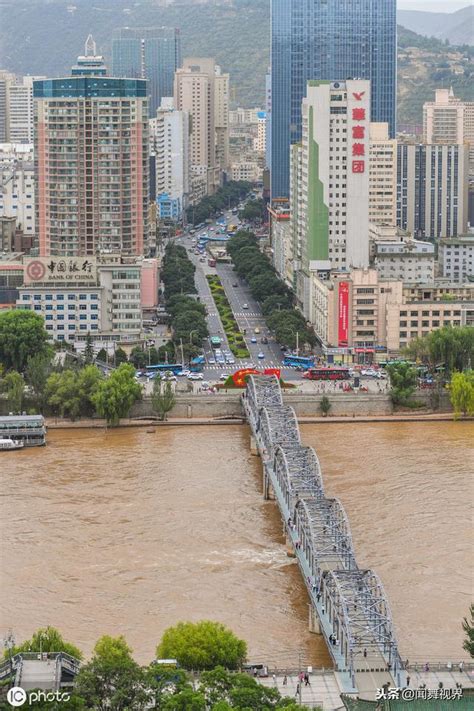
left=243, top=375, right=402, bottom=689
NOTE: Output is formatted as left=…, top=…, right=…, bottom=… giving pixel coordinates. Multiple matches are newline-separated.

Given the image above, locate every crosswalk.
left=203, top=361, right=283, bottom=371
left=234, top=312, right=261, bottom=317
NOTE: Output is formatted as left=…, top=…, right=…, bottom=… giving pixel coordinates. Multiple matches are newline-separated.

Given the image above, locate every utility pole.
left=298, top=650, right=303, bottom=706
left=296, top=331, right=300, bottom=357
left=180, top=338, right=185, bottom=365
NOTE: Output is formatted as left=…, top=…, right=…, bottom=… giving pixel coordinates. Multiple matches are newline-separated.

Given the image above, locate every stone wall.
left=130, top=390, right=452, bottom=419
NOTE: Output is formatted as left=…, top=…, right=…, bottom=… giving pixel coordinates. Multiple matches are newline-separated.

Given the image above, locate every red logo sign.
left=26, top=260, right=46, bottom=281
left=352, top=160, right=365, bottom=174
left=352, top=92, right=365, bottom=101
left=338, top=282, right=349, bottom=347
left=352, top=108, right=366, bottom=121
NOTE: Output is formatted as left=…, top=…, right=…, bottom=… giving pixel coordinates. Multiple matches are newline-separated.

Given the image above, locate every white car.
left=226, top=357, right=235, bottom=365
left=188, top=373, right=203, bottom=381
left=177, top=369, right=191, bottom=377
left=243, top=303, right=249, bottom=309
left=208, top=357, right=216, bottom=365
left=220, top=373, right=228, bottom=380
left=257, top=352, right=265, bottom=359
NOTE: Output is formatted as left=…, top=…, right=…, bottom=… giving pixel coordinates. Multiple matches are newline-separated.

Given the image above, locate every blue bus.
left=282, top=355, right=315, bottom=369
left=139, top=364, right=184, bottom=376
left=190, top=356, right=205, bottom=372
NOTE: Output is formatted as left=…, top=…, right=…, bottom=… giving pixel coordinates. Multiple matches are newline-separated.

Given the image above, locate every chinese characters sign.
left=351, top=90, right=367, bottom=175
left=338, top=282, right=349, bottom=347
left=24, top=257, right=97, bottom=284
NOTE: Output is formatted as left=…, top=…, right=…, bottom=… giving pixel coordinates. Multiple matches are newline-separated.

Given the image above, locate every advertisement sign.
left=24, top=257, right=97, bottom=285
left=231, top=368, right=281, bottom=388
left=338, top=282, right=349, bottom=347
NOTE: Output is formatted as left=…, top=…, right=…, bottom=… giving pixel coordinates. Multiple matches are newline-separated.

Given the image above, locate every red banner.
left=338, top=282, right=349, bottom=347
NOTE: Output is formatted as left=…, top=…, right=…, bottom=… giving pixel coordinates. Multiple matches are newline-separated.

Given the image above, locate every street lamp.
left=4, top=630, right=15, bottom=687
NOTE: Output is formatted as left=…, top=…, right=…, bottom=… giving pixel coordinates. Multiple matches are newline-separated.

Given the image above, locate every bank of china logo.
left=26, top=260, right=46, bottom=281
left=7, top=687, right=27, bottom=707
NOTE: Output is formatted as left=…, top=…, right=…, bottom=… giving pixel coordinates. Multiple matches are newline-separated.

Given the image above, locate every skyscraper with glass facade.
left=271, top=0, right=397, bottom=199
left=111, top=27, right=182, bottom=117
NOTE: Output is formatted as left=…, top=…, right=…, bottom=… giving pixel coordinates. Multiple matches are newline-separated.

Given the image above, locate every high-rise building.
left=369, top=123, right=397, bottom=226
left=289, top=80, right=371, bottom=322
left=0, top=143, right=35, bottom=242
left=174, top=58, right=229, bottom=196
left=71, top=35, right=107, bottom=77
left=397, top=142, right=469, bottom=240
left=271, top=0, right=397, bottom=199
left=149, top=97, right=190, bottom=220
left=423, top=88, right=474, bottom=174
left=0, top=72, right=46, bottom=144
left=112, top=27, right=181, bottom=116
left=34, top=40, right=149, bottom=257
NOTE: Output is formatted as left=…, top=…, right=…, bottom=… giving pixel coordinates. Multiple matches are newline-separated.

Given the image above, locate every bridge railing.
left=244, top=375, right=402, bottom=690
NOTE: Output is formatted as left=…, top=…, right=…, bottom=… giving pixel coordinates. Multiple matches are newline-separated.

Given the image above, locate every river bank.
left=44, top=411, right=470, bottom=429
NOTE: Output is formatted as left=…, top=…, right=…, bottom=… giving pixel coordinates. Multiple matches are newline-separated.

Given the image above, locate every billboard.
left=338, top=281, right=349, bottom=347
left=24, top=257, right=97, bottom=285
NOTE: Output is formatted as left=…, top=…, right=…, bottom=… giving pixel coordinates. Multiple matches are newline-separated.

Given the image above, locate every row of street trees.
left=3, top=624, right=320, bottom=710
left=227, top=231, right=316, bottom=350
left=186, top=181, right=252, bottom=226
left=405, top=325, right=473, bottom=374
left=161, top=243, right=209, bottom=362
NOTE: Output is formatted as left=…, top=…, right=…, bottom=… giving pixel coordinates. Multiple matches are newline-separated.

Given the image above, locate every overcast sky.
left=398, top=0, right=471, bottom=11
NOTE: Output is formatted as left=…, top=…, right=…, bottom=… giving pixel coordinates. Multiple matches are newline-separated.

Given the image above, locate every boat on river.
left=0, top=437, right=25, bottom=451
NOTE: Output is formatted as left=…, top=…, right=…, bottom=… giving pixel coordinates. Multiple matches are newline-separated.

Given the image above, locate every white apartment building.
left=229, top=107, right=262, bottom=125
left=423, top=88, right=474, bottom=173
left=438, top=235, right=474, bottom=284
left=374, top=239, right=435, bottom=284
left=174, top=58, right=229, bottom=197
left=369, top=122, right=397, bottom=226
left=254, top=111, right=267, bottom=154
left=149, top=97, right=190, bottom=219
left=0, top=143, right=35, bottom=239
left=290, top=79, right=371, bottom=321
left=0, top=74, right=46, bottom=144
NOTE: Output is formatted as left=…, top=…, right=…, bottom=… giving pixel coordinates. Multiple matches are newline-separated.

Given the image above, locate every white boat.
left=0, top=437, right=25, bottom=451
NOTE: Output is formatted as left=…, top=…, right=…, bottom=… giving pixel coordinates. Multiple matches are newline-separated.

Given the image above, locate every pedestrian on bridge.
left=363, top=648, right=367, bottom=658
left=406, top=675, right=411, bottom=687
left=304, top=673, right=310, bottom=686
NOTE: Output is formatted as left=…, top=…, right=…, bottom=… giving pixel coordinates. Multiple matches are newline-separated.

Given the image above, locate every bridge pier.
left=250, top=435, right=259, bottom=456
left=285, top=532, right=296, bottom=557
left=308, top=604, right=322, bottom=634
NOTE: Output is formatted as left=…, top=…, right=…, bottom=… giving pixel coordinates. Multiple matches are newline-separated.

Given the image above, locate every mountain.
left=397, top=5, right=473, bottom=46
left=0, top=0, right=472, bottom=126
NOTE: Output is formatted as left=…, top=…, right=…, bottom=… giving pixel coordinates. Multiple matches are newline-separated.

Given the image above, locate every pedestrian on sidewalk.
left=295, top=683, right=300, bottom=698
left=406, top=676, right=410, bottom=687
left=283, top=675, right=287, bottom=686
left=304, top=673, right=310, bottom=686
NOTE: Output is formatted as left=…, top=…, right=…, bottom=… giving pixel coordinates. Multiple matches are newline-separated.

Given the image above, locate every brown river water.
left=1, top=422, right=472, bottom=665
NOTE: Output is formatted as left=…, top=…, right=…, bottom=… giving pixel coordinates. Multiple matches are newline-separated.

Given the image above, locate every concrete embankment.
left=43, top=390, right=461, bottom=429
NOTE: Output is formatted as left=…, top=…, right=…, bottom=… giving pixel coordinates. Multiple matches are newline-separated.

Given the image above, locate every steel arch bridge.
left=273, top=444, right=324, bottom=510
left=242, top=375, right=403, bottom=693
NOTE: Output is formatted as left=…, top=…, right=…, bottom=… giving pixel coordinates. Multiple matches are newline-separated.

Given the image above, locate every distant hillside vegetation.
left=397, top=6, right=473, bottom=47
left=0, top=0, right=472, bottom=126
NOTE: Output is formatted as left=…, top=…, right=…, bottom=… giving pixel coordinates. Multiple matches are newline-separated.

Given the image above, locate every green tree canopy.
left=405, top=326, right=474, bottom=374
left=75, top=636, right=147, bottom=711
left=387, top=362, right=418, bottom=406
left=8, top=626, right=82, bottom=660
left=450, top=370, right=474, bottom=418
left=92, top=363, right=141, bottom=426
left=114, top=347, right=128, bottom=366
left=152, top=379, right=176, bottom=421
left=0, top=310, right=50, bottom=372
left=156, top=621, right=247, bottom=671
left=84, top=334, right=94, bottom=364
left=45, top=366, right=103, bottom=420
left=462, top=604, right=474, bottom=658
left=1, top=370, right=25, bottom=413
left=25, top=351, right=54, bottom=410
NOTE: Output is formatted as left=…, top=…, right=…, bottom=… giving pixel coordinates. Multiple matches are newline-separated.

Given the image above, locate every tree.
left=152, top=379, right=176, bottom=421
left=450, top=370, right=474, bottom=418
left=130, top=346, right=148, bottom=369
left=75, top=636, right=148, bottom=711
left=92, top=363, right=142, bottom=426
left=45, top=366, right=103, bottom=420
left=96, top=348, right=108, bottom=363
left=0, top=310, right=50, bottom=372
left=156, top=621, right=247, bottom=671
left=25, top=351, right=54, bottom=410
left=319, top=396, right=331, bottom=417
left=114, top=347, right=128, bottom=366
left=8, top=626, right=82, bottom=660
left=1, top=370, right=25, bottom=413
left=387, top=362, right=418, bottom=406
left=462, top=604, right=474, bottom=658
left=84, top=333, right=95, bottom=364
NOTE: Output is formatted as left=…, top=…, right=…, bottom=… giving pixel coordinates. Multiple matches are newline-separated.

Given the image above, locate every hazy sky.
left=398, top=0, right=471, bottom=11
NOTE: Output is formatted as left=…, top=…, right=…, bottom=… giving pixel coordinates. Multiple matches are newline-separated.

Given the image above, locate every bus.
left=140, top=363, right=184, bottom=376
left=282, top=355, right=315, bottom=369
left=190, top=356, right=205, bottom=373
left=303, top=367, right=350, bottom=381
left=210, top=336, right=222, bottom=349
